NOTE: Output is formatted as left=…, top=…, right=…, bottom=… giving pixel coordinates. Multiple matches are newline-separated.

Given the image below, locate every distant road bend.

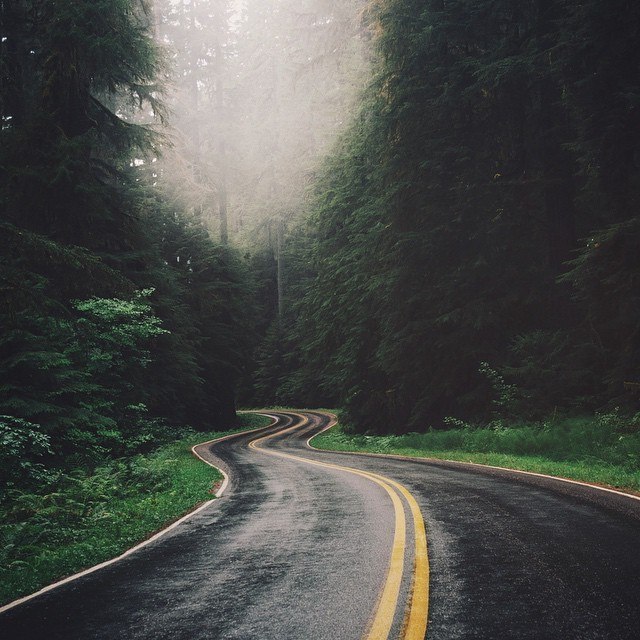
left=1, top=410, right=640, bottom=639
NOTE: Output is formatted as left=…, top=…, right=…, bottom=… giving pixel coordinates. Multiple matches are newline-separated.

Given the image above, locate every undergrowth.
left=312, top=411, right=640, bottom=493
left=0, top=412, right=272, bottom=606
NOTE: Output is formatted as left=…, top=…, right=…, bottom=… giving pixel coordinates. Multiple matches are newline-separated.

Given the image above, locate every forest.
left=2, top=0, right=640, bottom=504
left=270, top=0, right=640, bottom=434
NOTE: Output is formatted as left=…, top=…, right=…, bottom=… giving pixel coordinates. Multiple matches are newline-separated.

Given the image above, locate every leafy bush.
left=0, top=417, right=53, bottom=496
left=498, top=331, right=606, bottom=419
left=0, top=416, right=273, bottom=606
left=0, top=446, right=198, bottom=603
left=478, top=362, right=517, bottom=416
left=0, top=289, right=172, bottom=461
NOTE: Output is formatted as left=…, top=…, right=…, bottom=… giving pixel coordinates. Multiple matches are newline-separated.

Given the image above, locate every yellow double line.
left=248, top=412, right=429, bottom=640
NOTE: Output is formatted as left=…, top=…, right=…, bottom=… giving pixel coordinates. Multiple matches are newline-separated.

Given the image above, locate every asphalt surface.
left=2, top=410, right=640, bottom=639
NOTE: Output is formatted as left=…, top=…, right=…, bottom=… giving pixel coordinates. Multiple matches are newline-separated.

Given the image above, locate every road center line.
left=304, top=412, right=429, bottom=640
left=248, top=412, right=429, bottom=640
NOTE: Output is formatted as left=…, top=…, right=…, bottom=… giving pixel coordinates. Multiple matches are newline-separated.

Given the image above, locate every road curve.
left=2, top=410, right=640, bottom=639
left=0, top=412, right=425, bottom=640
left=300, top=411, right=640, bottom=640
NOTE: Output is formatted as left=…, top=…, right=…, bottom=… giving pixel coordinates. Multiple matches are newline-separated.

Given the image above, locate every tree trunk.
left=276, top=219, right=284, bottom=317
left=217, top=70, right=228, bottom=243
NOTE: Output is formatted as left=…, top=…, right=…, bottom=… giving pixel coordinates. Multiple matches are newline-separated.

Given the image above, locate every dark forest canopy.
left=257, top=0, right=640, bottom=432
left=0, top=0, right=256, bottom=486
left=2, top=0, right=640, bottom=480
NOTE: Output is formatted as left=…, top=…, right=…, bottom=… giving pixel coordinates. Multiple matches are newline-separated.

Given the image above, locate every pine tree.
left=286, top=0, right=620, bottom=430
left=1, top=0, right=163, bottom=251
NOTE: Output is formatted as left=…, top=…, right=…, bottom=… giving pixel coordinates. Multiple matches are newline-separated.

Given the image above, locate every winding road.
left=1, top=410, right=640, bottom=639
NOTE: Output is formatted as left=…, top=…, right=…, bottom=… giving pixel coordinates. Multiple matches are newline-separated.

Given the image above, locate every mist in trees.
left=151, top=0, right=368, bottom=239
left=0, top=0, right=369, bottom=492
left=146, top=0, right=370, bottom=402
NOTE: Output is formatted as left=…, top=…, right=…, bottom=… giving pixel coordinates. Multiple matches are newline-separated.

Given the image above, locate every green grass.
left=312, top=414, right=640, bottom=494
left=0, top=412, right=273, bottom=606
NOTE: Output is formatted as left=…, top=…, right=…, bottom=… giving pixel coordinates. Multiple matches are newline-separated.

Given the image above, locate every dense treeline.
left=0, top=0, right=254, bottom=490
left=261, top=0, right=640, bottom=432
left=3, top=0, right=640, bottom=463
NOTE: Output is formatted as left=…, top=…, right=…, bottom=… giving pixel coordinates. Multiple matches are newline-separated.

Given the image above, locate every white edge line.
left=305, top=412, right=640, bottom=504
left=191, top=415, right=278, bottom=497
left=304, top=411, right=338, bottom=448
left=0, top=415, right=279, bottom=615
left=447, top=460, right=640, bottom=502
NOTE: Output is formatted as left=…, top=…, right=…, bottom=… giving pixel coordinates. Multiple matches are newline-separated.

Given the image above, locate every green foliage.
left=0, top=0, right=163, bottom=252
left=234, top=412, right=274, bottom=430
left=314, top=411, right=640, bottom=490
left=0, top=442, right=209, bottom=605
left=478, top=362, right=517, bottom=416
left=562, top=219, right=640, bottom=402
left=1, top=0, right=255, bottom=490
left=267, top=0, right=640, bottom=432
left=137, top=201, right=257, bottom=429
left=0, top=286, right=172, bottom=459
left=501, top=331, right=602, bottom=418
left=0, top=414, right=269, bottom=606
left=251, top=321, right=291, bottom=406
left=71, top=290, right=169, bottom=422
left=341, top=410, right=640, bottom=468
left=0, top=417, right=53, bottom=494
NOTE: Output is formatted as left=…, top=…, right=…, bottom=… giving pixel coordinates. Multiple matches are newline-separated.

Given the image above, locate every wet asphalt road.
left=2, top=410, right=640, bottom=639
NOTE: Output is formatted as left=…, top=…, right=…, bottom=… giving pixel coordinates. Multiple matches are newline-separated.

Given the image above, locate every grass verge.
left=0, top=412, right=273, bottom=607
left=312, top=415, right=640, bottom=495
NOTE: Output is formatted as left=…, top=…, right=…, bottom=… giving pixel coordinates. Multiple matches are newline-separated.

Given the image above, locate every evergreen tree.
left=0, top=0, right=163, bottom=250
left=0, top=1, right=256, bottom=474
left=284, top=0, right=640, bottom=431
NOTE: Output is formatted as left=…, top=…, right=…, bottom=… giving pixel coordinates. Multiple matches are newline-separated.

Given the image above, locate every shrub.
left=0, top=417, right=52, bottom=497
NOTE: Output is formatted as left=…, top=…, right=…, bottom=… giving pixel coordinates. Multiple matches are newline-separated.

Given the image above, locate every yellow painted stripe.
left=330, top=468, right=428, bottom=640
left=250, top=417, right=405, bottom=639
left=303, top=411, right=430, bottom=640
left=249, top=412, right=428, bottom=640
left=365, top=482, right=406, bottom=640
left=390, top=481, right=429, bottom=640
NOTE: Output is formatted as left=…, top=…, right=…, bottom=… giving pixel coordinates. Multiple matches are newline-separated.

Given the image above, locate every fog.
left=153, top=0, right=369, bottom=245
